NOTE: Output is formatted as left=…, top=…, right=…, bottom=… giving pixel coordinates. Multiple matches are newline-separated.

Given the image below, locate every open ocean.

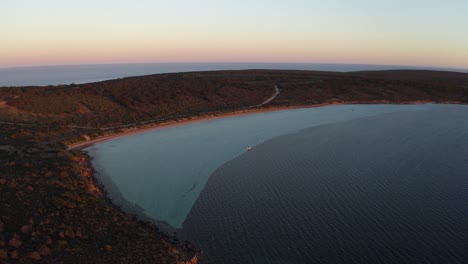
left=1, top=62, right=468, bottom=86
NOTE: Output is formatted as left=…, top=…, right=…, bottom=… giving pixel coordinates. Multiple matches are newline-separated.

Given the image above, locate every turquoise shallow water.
left=86, top=104, right=431, bottom=228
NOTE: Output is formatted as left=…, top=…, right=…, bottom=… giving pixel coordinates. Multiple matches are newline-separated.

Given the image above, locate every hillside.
left=1, top=70, right=466, bottom=129
left=0, top=69, right=467, bottom=263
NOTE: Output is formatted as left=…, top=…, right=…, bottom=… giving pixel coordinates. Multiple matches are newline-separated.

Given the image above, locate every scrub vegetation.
left=0, top=70, right=467, bottom=263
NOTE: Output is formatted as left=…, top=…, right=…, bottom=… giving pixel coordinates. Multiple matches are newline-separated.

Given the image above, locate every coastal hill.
left=0, top=70, right=467, bottom=263
left=1, top=70, right=275, bottom=126
left=1, top=70, right=467, bottom=131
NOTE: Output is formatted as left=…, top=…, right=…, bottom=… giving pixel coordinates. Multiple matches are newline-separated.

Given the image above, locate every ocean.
left=7, top=61, right=466, bottom=263
left=1, top=62, right=467, bottom=87
left=86, top=104, right=468, bottom=263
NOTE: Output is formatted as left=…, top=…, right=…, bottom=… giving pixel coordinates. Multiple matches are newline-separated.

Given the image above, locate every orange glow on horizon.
left=2, top=1, right=468, bottom=69
left=3, top=45, right=467, bottom=70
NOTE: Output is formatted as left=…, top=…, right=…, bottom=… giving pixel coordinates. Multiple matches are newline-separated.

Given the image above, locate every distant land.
left=0, top=69, right=467, bottom=263
left=1, top=62, right=468, bottom=86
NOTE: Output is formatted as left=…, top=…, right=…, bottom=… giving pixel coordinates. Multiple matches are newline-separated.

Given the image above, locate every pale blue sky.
left=2, top=0, right=468, bottom=68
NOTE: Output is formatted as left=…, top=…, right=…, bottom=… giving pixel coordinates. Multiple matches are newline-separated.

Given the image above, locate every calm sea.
left=87, top=104, right=468, bottom=263
left=1, top=62, right=467, bottom=86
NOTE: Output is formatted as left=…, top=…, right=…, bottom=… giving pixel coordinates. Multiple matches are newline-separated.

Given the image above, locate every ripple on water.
left=182, top=105, right=468, bottom=264
left=87, top=104, right=427, bottom=228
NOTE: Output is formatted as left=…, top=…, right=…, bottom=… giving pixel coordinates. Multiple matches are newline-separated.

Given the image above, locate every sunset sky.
left=2, top=0, right=468, bottom=69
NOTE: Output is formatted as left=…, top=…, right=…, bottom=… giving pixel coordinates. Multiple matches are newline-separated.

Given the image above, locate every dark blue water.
left=87, top=105, right=426, bottom=229
left=1, top=62, right=468, bottom=86
left=87, top=105, right=428, bottom=228
left=182, top=105, right=468, bottom=264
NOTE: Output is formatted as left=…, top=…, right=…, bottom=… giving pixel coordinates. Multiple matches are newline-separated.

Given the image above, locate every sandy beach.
left=67, top=100, right=453, bottom=151
left=67, top=103, right=343, bottom=150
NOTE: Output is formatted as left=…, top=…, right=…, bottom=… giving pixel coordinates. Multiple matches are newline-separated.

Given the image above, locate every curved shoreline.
left=63, top=101, right=463, bottom=263
left=67, top=100, right=459, bottom=151
left=67, top=105, right=303, bottom=150
left=2, top=69, right=467, bottom=263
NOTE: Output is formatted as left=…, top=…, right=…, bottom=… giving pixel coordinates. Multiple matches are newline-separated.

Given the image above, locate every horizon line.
left=1, top=61, right=468, bottom=72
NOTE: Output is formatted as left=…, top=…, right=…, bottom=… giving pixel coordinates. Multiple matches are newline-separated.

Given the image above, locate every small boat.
left=246, top=146, right=253, bottom=151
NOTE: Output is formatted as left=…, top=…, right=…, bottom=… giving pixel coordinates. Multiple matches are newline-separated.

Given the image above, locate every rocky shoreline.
left=0, top=123, right=199, bottom=263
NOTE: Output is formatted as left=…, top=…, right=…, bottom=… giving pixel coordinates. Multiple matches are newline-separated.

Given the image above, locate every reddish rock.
left=63, top=192, right=74, bottom=200
left=186, top=255, right=200, bottom=264
left=44, top=171, right=53, bottom=177
left=60, top=171, right=69, bottom=178
left=8, top=180, right=17, bottom=188
left=20, top=224, right=32, bottom=234
left=27, top=185, right=34, bottom=191
left=38, top=245, right=51, bottom=256
left=64, top=229, right=75, bottom=238
left=28, top=251, right=41, bottom=260
left=45, top=236, right=53, bottom=245
left=82, top=170, right=92, bottom=177
left=63, top=192, right=82, bottom=202
left=0, top=249, right=7, bottom=260
left=10, top=250, right=18, bottom=259
left=0, top=179, right=6, bottom=185
left=8, top=235, right=22, bottom=248
left=75, top=229, right=83, bottom=239
left=58, top=231, right=65, bottom=238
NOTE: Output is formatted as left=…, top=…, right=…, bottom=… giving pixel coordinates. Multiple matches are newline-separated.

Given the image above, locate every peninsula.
left=1, top=70, right=467, bottom=263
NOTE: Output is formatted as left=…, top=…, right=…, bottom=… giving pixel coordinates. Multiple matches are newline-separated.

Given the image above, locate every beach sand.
left=67, top=100, right=449, bottom=150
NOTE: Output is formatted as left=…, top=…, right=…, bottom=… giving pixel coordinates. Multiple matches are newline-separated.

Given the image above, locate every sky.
left=2, top=0, right=468, bottom=69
